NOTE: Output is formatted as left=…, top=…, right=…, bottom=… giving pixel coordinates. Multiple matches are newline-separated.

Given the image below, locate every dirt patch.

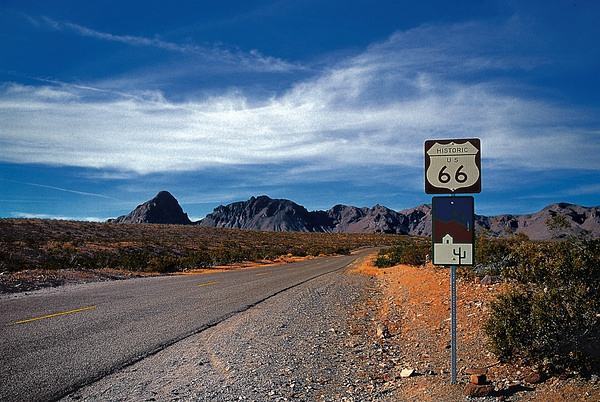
left=352, top=256, right=600, bottom=401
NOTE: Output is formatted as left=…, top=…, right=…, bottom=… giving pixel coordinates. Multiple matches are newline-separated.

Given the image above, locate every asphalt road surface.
left=0, top=251, right=370, bottom=401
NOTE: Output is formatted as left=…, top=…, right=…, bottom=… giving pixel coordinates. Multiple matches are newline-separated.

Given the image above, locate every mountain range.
left=108, top=191, right=600, bottom=240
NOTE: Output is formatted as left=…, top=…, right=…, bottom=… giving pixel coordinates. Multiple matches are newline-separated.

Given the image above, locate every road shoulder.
left=62, top=253, right=388, bottom=401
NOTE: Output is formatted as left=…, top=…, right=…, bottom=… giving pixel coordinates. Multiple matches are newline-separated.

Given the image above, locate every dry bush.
left=374, top=238, right=430, bottom=267
left=485, top=239, right=600, bottom=374
left=0, top=219, right=402, bottom=273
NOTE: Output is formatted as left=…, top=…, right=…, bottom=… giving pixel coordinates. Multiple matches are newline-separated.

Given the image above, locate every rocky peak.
left=108, top=191, right=191, bottom=224
left=197, top=195, right=330, bottom=232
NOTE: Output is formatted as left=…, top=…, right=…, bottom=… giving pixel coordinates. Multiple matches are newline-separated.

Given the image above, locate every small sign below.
left=432, top=196, right=475, bottom=266
left=425, top=138, right=481, bottom=194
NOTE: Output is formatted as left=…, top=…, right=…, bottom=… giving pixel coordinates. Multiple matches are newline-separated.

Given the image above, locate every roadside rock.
left=464, top=383, right=494, bottom=397
left=465, top=368, right=487, bottom=375
left=470, top=373, right=487, bottom=385
left=376, top=323, right=390, bottom=339
left=400, top=368, right=415, bottom=378
left=524, top=371, right=545, bottom=384
left=480, top=275, right=502, bottom=285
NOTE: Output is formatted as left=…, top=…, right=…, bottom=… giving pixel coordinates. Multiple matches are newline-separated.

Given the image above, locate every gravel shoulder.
left=62, top=254, right=390, bottom=401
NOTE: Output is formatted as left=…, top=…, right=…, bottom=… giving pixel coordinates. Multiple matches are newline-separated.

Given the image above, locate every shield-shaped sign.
left=425, top=138, right=481, bottom=194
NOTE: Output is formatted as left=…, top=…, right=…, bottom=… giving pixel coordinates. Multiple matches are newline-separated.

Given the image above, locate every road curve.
left=0, top=251, right=370, bottom=401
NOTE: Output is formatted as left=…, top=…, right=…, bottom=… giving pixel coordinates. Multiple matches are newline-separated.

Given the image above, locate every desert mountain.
left=109, top=192, right=599, bottom=240
left=197, top=195, right=331, bottom=232
left=108, top=191, right=192, bottom=225
left=326, top=204, right=408, bottom=234
left=199, top=196, right=599, bottom=239
left=475, top=202, right=600, bottom=240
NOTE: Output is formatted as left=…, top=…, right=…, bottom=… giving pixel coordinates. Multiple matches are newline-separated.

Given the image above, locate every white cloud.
left=32, top=16, right=301, bottom=73
left=1, top=20, right=599, bottom=174
left=11, top=212, right=106, bottom=222
left=2, top=179, right=117, bottom=199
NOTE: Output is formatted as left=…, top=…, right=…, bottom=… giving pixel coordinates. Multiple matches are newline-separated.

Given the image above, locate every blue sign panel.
left=431, top=196, right=475, bottom=265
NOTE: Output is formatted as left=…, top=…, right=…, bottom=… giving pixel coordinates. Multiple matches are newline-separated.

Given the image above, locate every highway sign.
left=425, top=138, right=481, bottom=194
left=431, top=196, right=475, bottom=266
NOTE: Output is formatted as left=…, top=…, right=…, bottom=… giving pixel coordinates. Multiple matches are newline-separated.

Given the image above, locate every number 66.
left=438, top=165, right=468, bottom=183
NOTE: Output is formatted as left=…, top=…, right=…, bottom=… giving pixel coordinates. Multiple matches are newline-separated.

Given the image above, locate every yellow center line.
left=13, top=305, right=96, bottom=325
left=196, top=281, right=218, bottom=287
left=255, top=272, right=270, bottom=276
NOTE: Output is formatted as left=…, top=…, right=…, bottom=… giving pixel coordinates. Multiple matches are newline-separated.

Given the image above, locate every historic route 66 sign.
left=425, top=138, right=481, bottom=194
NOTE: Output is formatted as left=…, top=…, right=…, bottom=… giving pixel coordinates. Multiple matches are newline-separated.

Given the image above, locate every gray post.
left=450, top=264, right=457, bottom=384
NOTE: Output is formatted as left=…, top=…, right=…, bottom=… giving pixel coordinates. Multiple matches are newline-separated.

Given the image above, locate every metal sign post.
left=425, top=138, right=481, bottom=386
left=450, top=263, right=457, bottom=384
left=431, top=195, right=474, bottom=384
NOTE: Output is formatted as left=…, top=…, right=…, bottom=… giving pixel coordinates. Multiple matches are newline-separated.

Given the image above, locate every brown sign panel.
left=425, top=138, right=481, bottom=194
left=432, top=196, right=475, bottom=266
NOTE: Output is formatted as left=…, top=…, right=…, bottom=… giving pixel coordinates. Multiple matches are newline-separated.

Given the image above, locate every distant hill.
left=108, top=191, right=191, bottom=224
left=197, top=195, right=330, bottom=232
left=475, top=202, right=600, bottom=240
left=109, top=192, right=599, bottom=240
left=326, top=204, right=408, bottom=234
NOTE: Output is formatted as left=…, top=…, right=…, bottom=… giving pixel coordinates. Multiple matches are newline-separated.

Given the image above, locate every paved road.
left=0, top=251, right=369, bottom=401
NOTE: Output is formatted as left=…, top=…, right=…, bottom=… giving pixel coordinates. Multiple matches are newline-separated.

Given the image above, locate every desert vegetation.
left=375, top=233, right=600, bottom=376
left=484, top=237, right=600, bottom=375
left=0, top=219, right=404, bottom=274
left=373, top=237, right=431, bottom=267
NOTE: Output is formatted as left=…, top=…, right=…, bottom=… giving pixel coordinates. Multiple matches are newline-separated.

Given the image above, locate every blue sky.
left=0, top=0, right=599, bottom=221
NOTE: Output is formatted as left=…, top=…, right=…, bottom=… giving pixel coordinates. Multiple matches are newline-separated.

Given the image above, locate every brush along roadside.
left=350, top=253, right=600, bottom=401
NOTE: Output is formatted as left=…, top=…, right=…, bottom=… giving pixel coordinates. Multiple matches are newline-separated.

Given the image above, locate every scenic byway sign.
left=425, top=138, right=481, bottom=194
left=431, top=196, right=475, bottom=266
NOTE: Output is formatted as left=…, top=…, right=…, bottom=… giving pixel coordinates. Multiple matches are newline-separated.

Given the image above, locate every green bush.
left=374, top=239, right=430, bottom=267
left=485, top=239, right=600, bottom=374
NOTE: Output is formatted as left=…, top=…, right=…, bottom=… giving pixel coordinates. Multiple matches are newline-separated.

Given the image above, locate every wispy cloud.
left=2, top=179, right=117, bottom=200
left=11, top=212, right=106, bottom=222
left=565, top=184, right=600, bottom=197
left=29, top=15, right=301, bottom=73
left=1, top=20, right=599, bottom=175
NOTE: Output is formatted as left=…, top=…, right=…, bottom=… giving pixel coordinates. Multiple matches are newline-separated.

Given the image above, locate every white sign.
left=425, top=139, right=481, bottom=194
left=433, top=235, right=473, bottom=265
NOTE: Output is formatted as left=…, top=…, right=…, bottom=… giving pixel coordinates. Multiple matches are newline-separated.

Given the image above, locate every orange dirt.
left=352, top=254, right=600, bottom=401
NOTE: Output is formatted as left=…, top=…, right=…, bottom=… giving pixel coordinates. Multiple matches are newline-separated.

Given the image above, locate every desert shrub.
left=374, top=239, right=430, bottom=267
left=118, top=249, right=154, bottom=271
left=476, top=232, right=510, bottom=265
left=485, top=239, right=600, bottom=373
left=147, top=255, right=180, bottom=273
left=179, top=251, right=213, bottom=269
left=0, top=219, right=405, bottom=273
left=333, top=246, right=351, bottom=255
left=0, top=249, right=29, bottom=272
left=473, top=232, right=529, bottom=277
left=289, top=247, right=308, bottom=257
